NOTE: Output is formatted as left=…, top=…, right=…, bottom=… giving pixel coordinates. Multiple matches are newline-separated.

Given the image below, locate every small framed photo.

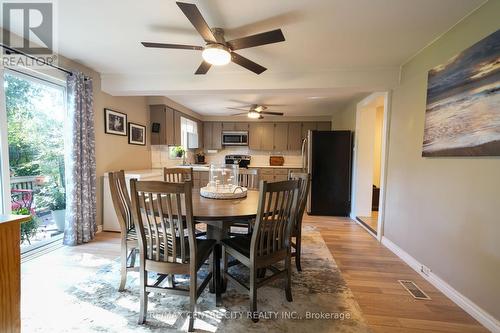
left=104, top=108, right=127, bottom=136
left=128, top=122, right=146, bottom=145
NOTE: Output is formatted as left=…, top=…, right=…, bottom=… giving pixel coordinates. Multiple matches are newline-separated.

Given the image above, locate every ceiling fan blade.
left=231, top=112, right=250, bottom=116
left=176, top=2, right=216, bottom=42
left=141, top=42, right=203, bottom=50
left=195, top=61, right=211, bottom=75
left=227, top=29, right=285, bottom=50
left=261, top=111, right=284, bottom=116
left=231, top=53, right=267, bottom=74
left=226, top=107, right=248, bottom=111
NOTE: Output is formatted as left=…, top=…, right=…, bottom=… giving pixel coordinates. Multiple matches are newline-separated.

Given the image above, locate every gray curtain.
left=63, top=72, right=97, bottom=245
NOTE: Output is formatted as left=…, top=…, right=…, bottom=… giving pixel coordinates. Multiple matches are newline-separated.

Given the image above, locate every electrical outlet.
left=420, top=265, right=431, bottom=276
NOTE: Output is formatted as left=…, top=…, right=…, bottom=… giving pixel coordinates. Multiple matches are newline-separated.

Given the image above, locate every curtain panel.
left=63, top=72, right=96, bottom=245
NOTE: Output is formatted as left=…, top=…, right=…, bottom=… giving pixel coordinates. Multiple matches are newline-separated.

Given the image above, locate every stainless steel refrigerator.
left=302, top=130, right=353, bottom=216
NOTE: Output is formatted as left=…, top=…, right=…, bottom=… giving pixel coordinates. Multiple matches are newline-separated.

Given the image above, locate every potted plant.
left=50, top=186, right=66, bottom=232
left=38, top=185, right=66, bottom=232
left=173, top=146, right=185, bottom=158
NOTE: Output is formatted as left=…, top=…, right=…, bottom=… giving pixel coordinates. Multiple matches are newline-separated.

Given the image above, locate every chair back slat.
left=164, top=167, right=194, bottom=187
left=289, top=172, right=311, bottom=233
left=109, top=171, right=134, bottom=233
left=251, top=180, right=299, bottom=260
left=130, top=180, right=195, bottom=265
left=238, top=168, right=259, bottom=190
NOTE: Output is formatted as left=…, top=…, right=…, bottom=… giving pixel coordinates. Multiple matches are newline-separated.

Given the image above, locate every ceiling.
left=5, top=0, right=486, bottom=116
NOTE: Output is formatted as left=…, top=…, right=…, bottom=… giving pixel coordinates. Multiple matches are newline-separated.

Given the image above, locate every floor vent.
left=398, top=280, right=431, bottom=300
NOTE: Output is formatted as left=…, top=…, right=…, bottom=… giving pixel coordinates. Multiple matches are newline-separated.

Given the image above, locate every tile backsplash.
left=151, top=146, right=303, bottom=168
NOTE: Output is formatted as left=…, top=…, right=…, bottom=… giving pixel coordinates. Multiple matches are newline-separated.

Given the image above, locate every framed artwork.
left=128, top=122, right=146, bottom=145
left=104, top=108, right=127, bottom=136
left=423, top=29, right=500, bottom=157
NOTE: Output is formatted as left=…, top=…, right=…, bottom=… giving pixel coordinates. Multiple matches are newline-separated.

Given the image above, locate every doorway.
left=1, top=70, right=67, bottom=252
left=351, top=92, right=390, bottom=239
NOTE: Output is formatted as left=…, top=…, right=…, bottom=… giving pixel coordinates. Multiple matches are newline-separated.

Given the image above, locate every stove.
left=225, top=154, right=251, bottom=168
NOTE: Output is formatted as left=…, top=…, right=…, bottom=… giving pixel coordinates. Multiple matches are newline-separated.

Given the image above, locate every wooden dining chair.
left=130, top=179, right=216, bottom=331
left=108, top=170, right=138, bottom=291
left=238, top=168, right=259, bottom=190
left=230, top=168, right=260, bottom=235
left=222, top=179, right=300, bottom=322
left=288, top=172, right=311, bottom=272
left=164, top=167, right=194, bottom=186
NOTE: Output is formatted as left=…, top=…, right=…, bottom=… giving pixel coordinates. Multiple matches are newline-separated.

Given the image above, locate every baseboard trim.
left=381, top=237, right=500, bottom=333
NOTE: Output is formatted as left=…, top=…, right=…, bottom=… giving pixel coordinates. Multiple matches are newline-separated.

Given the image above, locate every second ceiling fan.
left=142, top=2, right=286, bottom=75
left=227, top=104, right=284, bottom=119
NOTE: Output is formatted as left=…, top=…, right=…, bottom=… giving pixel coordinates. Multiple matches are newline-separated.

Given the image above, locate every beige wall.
left=58, top=58, right=152, bottom=226
left=384, top=0, right=500, bottom=321
left=331, top=99, right=359, bottom=131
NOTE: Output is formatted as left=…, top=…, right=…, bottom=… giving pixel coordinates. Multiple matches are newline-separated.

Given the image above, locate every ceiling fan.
left=141, top=2, right=285, bottom=75
left=227, top=104, right=284, bottom=119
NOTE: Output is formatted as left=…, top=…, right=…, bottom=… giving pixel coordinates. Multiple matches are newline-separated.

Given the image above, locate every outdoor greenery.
left=5, top=73, right=66, bottom=243
left=12, top=207, right=39, bottom=244
left=35, top=184, right=66, bottom=211
left=6, top=73, right=65, bottom=184
left=172, top=145, right=186, bottom=157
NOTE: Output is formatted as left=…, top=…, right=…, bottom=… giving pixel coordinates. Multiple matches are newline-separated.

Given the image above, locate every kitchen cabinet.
left=196, top=120, right=203, bottom=148
left=250, top=167, right=300, bottom=183
left=317, top=121, right=332, bottom=131
left=273, top=123, right=288, bottom=151
left=261, top=123, right=274, bottom=150
left=203, top=122, right=222, bottom=150
left=301, top=122, right=317, bottom=140
left=174, top=111, right=182, bottom=146
left=150, top=105, right=175, bottom=145
left=287, top=122, right=302, bottom=151
left=223, top=122, right=248, bottom=131
left=248, top=123, right=261, bottom=150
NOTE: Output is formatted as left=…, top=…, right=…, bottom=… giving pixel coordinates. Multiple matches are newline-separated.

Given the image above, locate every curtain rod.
left=0, top=43, right=81, bottom=78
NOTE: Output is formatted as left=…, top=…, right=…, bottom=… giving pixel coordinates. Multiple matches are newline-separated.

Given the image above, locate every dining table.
left=167, top=189, right=260, bottom=305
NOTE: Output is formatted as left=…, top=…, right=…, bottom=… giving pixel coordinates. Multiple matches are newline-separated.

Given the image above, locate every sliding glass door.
left=1, top=70, right=66, bottom=251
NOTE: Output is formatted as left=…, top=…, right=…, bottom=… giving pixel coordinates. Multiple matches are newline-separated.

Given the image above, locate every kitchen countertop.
left=248, top=165, right=303, bottom=169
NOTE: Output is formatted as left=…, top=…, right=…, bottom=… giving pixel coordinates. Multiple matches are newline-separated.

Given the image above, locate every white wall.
left=384, top=0, right=500, bottom=322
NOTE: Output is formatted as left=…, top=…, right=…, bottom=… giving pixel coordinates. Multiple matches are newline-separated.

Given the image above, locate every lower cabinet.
left=250, top=167, right=300, bottom=183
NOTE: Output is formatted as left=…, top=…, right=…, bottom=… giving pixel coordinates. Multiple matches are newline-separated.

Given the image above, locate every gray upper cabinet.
left=287, top=122, right=302, bottom=150
left=173, top=111, right=182, bottom=146
left=317, top=121, right=332, bottom=131
left=222, top=122, right=249, bottom=131
left=150, top=105, right=175, bottom=145
left=248, top=122, right=261, bottom=150
left=261, top=123, right=275, bottom=150
left=203, top=122, right=212, bottom=149
left=301, top=122, right=317, bottom=140
left=212, top=122, right=222, bottom=149
left=274, top=123, right=288, bottom=151
left=204, top=122, right=222, bottom=150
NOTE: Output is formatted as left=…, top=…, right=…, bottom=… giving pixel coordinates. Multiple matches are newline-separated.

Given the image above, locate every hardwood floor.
left=21, top=216, right=488, bottom=333
left=356, top=211, right=378, bottom=234
left=304, top=215, right=488, bottom=333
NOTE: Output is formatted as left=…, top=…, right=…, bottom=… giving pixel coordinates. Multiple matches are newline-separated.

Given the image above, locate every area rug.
left=22, top=226, right=370, bottom=332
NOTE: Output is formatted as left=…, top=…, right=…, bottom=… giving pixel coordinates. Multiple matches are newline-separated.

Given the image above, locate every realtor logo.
left=2, top=2, right=53, bottom=54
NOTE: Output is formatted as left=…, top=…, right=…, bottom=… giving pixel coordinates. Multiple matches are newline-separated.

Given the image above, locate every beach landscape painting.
left=423, top=29, right=500, bottom=157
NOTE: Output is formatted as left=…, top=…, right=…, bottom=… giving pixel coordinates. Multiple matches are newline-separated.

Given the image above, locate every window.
left=180, top=117, right=198, bottom=149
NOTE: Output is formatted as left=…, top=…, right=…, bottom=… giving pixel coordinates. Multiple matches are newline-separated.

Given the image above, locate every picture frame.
left=128, top=122, right=146, bottom=146
left=104, top=108, right=127, bottom=136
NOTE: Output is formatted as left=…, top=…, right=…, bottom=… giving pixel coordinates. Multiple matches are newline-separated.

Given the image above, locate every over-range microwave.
left=222, top=131, right=248, bottom=146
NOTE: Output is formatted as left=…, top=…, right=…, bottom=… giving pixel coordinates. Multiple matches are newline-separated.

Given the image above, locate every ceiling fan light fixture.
left=247, top=110, right=261, bottom=119
left=202, top=44, right=231, bottom=66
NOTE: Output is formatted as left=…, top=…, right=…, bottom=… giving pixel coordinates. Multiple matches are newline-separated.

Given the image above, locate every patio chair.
left=221, top=179, right=300, bottom=322
left=11, top=189, right=35, bottom=214
left=130, top=179, right=216, bottom=331
left=108, top=170, right=138, bottom=291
